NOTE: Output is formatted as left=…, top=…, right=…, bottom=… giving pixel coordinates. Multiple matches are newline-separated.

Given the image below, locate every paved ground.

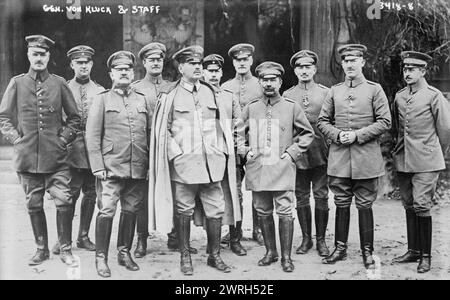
left=1, top=146, right=449, bottom=280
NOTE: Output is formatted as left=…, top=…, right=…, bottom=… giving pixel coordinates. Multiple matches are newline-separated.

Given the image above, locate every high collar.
left=261, top=93, right=282, bottom=106
left=408, top=78, right=428, bottom=94
left=27, top=68, right=49, bottom=82
left=180, top=79, right=201, bottom=93
left=298, top=80, right=316, bottom=91
left=75, top=76, right=90, bottom=85
left=145, top=73, right=162, bottom=85
left=113, top=85, right=132, bottom=96
left=344, top=74, right=366, bottom=88
left=235, top=72, right=253, bottom=82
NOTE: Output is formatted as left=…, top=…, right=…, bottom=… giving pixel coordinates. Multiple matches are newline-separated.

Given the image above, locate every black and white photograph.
left=0, top=0, right=449, bottom=283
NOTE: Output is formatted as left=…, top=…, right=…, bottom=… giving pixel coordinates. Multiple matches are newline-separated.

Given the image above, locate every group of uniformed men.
left=0, top=34, right=449, bottom=278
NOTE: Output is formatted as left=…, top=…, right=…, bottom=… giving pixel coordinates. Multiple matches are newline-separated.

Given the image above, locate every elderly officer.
left=86, top=51, right=151, bottom=277
left=221, top=43, right=264, bottom=246
left=242, top=61, right=314, bottom=272
left=51, top=45, right=105, bottom=255
left=283, top=50, right=331, bottom=257
left=149, top=46, right=238, bottom=276
left=391, top=51, right=450, bottom=273
left=203, top=54, right=247, bottom=256
left=0, top=35, right=80, bottom=266
left=317, top=44, right=391, bottom=268
left=131, top=42, right=181, bottom=258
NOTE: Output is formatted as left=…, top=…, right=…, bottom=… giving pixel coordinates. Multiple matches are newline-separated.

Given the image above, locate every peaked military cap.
left=290, top=50, right=318, bottom=67
left=401, top=51, right=432, bottom=67
left=255, top=61, right=284, bottom=78
left=337, top=44, right=367, bottom=60
left=67, top=45, right=95, bottom=61
left=25, top=35, right=55, bottom=51
left=107, top=50, right=136, bottom=69
left=203, top=54, right=224, bottom=69
left=172, top=45, right=204, bottom=63
left=228, top=43, right=255, bottom=59
left=138, top=42, right=166, bottom=60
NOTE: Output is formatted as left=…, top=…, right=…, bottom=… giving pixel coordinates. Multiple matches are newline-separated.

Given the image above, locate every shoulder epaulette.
left=51, top=74, right=66, bottom=81
left=366, top=80, right=377, bottom=86
left=333, top=82, right=344, bottom=87
left=247, top=98, right=260, bottom=106
left=133, top=88, right=145, bottom=96
left=99, top=89, right=109, bottom=94
left=12, top=74, right=26, bottom=80
left=131, top=79, right=142, bottom=86
left=318, top=83, right=329, bottom=90
left=427, top=85, right=440, bottom=94
left=284, top=96, right=295, bottom=103
left=396, top=87, right=407, bottom=94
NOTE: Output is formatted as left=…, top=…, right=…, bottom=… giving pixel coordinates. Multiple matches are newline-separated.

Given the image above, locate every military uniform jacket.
left=392, top=79, right=450, bottom=173
left=242, top=94, right=314, bottom=191
left=167, top=80, right=227, bottom=184
left=221, top=73, right=263, bottom=110
left=215, top=86, right=246, bottom=162
left=86, top=87, right=151, bottom=179
left=283, top=81, right=329, bottom=169
left=0, top=69, right=80, bottom=173
left=67, top=78, right=105, bottom=169
left=317, top=75, right=391, bottom=179
left=131, top=74, right=171, bottom=122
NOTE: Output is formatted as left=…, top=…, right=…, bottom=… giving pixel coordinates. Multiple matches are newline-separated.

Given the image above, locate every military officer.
left=283, top=50, right=330, bottom=257
left=51, top=45, right=105, bottom=255
left=391, top=51, right=450, bottom=273
left=221, top=43, right=264, bottom=246
left=149, top=46, right=238, bottom=276
left=242, top=61, right=314, bottom=272
left=203, top=54, right=247, bottom=256
left=131, top=42, right=187, bottom=257
left=317, top=44, right=391, bottom=269
left=0, top=35, right=81, bottom=266
left=86, top=51, right=151, bottom=277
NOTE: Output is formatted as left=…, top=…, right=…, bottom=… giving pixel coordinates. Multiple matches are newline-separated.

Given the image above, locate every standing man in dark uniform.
left=86, top=51, right=151, bottom=277
left=242, top=61, right=314, bottom=272
left=52, top=45, right=105, bottom=255
left=221, top=43, right=264, bottom=245
left=0, top=35, right=80, bottom=266
left=131, top=42, right=185, bottom=258
left=283, top=50, right=331, bottom=257
left=391, top=51, right=450, bottom=273
left=318, top=44, right=391, bottom=269
left=203, top=54, right=247, bottom=256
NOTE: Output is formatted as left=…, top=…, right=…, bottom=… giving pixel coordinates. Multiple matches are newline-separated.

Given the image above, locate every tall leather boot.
left=28, top=211, right=50, bottom=265
left=358, top=208, right=375, bottom=269
left=392, top=210, right=420, bottom=263
left=252, top=206, right=264, bottom=245
left=315, top=208, right=330, bottom=257
left=206, top=218, right=231, bottom=273
left=230, top=221, right=247, bottom=256
left=76, top=195, right=96, bottom=251
left=296, top=206, right=313, bottom=254
left=168, top=214, right=198, bottom=254
left=322, top=207, right=350, bottom=264
left=117, top=212, right=139, bottom=271
left=417, top=216, right=432, bottom=273
left=134, top=196, right=148, bottom=258
left=95, top=215, right=113, bottom=278
left=134, top=232, right=148, bottom=258
left=279, top=216, right=295, bottom=272
left=57, top=209, right=77, bottom=266
left=258, top=215, right=279, bottom=266
left=178, top=214, right=193, bottom=275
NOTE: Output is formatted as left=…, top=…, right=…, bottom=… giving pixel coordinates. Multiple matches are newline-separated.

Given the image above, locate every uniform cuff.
left=285, top=144, right=302, bottom=162
left=355, top=129, right=367, bottom=144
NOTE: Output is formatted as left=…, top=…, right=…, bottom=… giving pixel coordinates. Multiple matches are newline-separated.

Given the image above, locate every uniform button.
left=39, top=114, right=43, bottom=117
left=39, top=107, right=42, bottom=110
left=39, top=128, right=43, bottom=131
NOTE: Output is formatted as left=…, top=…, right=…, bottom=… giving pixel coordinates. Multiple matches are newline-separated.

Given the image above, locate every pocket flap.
left=102, top=142, right=114, bottom=154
